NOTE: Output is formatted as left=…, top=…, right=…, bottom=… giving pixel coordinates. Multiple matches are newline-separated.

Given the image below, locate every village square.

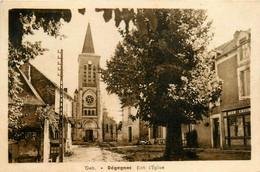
left=6, top=6, right=253, bottom=164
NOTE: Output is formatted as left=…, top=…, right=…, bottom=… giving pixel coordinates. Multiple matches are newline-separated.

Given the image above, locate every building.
left=102, top=107, right=117, bottom=142
left=8, top=66, right=47, bottom=162
left=180, top=30, right=251, bottom=149
left=8, top=63, right=73, bottom=162
left=181, top=117, right=211, bottom=148
left=20, top=63, right=74, bottom=161
left=148, top=126, right=167, bottom=145
left=72, top=23, right=102, bottom=143
left=208, top=29, right=251, bottom=149
left=119, top=30, right=251, bottom=150
left=121, top=102, right=149, bottom=144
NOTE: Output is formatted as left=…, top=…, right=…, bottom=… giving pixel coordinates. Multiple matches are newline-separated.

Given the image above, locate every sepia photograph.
left=1, top=1, right=260, bottom=172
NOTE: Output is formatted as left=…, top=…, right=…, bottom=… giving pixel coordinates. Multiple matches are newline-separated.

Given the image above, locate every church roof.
left=82, top=23, right=95, bottom=53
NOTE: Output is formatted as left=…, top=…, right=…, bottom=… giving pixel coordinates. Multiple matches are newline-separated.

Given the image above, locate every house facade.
left=72, top=23, right=102, bottom=143
left=8, top=63, right=73, bottom=162
left=8, top=66, right=47, bottom=162
left=21, top=63, right=73, bottom=162
left=209, top=30, right=251, bottom=149
left=121, top=104, right=149, bottom=143
left=102, top=107, right=117, bottom=142
left=148, top=126, right=167, bottom=145
left=180, top=30, right=251, bottom=149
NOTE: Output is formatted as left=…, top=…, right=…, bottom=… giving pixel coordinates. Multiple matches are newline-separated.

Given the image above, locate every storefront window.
left=224, top=109, right=250, bottom=148
left=229, top=117, right=236, bottom=137
left=229, top=116, right=244, bottom=137
left=236, top=116, right=244, bottom=136
left=245, top=115, right=251, bottom=136
left=224, top=117, right=228, bottom=137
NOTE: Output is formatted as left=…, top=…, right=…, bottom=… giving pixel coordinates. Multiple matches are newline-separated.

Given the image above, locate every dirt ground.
left=63, top=143, right=250, bottom=162
left=101, top=143, right=251, bottom=161
left=64, top=145, right=125, bottom=162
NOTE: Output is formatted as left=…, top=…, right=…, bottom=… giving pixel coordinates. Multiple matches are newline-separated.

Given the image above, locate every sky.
left=24, top=4, right=259, bottom=123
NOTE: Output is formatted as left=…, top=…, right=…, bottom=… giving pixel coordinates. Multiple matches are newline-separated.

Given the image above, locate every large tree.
left=102, top=9, right=222, bottom=160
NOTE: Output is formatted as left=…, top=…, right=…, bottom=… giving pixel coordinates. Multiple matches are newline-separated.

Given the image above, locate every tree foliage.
left=8, top=9, right=71, bottom=67
left=96, top=8, right=157, bottom=36
left=8, top=9, right=71, bottom=131
left=102, top=9, right=222, bottom=159
left=36, top=105, right=58, bottom=134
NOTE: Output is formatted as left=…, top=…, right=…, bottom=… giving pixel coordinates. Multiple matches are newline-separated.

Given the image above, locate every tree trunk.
left=164, top=121, right=184, bottom=160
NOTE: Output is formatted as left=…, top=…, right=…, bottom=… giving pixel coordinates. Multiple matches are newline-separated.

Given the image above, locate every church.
left=72, top=23, right=102, bottom=143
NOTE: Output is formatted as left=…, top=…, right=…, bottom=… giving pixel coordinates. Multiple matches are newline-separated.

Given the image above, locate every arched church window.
left=83, top=65, right=87, bottom=86
left=93, top=66, right=96, bottom=83
left=88, top=110, right=91, bottom=116
left=88, top=64, right=91, bottom=82
left=92, top=110, right=95, bottom=116
left=84, top=110, right=87, bottom=116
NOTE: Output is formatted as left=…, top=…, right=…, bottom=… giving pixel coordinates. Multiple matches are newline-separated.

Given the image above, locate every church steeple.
left=82, top=23, right=95, bottom=53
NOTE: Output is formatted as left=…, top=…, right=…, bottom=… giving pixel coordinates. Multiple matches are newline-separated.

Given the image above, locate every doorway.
left=128, top=127, right=132, bottom=142
left=85, top=130, right=93, bottom=142
left=213, top=118, right=220, bottom=148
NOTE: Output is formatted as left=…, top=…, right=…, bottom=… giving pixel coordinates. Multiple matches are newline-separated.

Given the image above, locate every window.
left=51, top=130, right=59, bottom=140
left=83, top=109, right=96, bottom=116
left=88, top=64, right=91, bottom=82
left=229, top=116, right=244, bottom=137
left=106, top=124, right=109, bottom=133
left=239, top=38, right=250, bottom=62
left=93, top=66, right=96, bottom=83
left=83, top=65, right=87, bottom=86
left=111, top=125, right=113, bottom=137
left=241, top=68, right=250, bottom=97
left=238, top=67, right=250, bottom=99
left=85, top=95, right=94, bottom=104
left=152, top=126, right=157, bottom=139
left=244, top=115, right=251, bottom=136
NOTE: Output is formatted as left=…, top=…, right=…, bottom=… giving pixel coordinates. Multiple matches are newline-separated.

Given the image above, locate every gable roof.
left=213, top=29, right=250, bottom=59
left=8, top=67, right=45, bottom=106
left=215, top=39, right=236, bottom=57
left=20, top=63, right=73, bottom=103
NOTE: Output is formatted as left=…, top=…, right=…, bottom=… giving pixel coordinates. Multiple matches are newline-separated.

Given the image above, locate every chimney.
left=64, top=88, right=68, bottom=93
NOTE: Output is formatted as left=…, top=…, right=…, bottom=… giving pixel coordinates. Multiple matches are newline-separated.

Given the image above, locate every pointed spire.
left=82, top=23, right=95, bottom=53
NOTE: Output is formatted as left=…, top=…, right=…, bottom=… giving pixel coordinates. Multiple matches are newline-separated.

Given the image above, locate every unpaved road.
left=64, top=145, right=125, bottom=162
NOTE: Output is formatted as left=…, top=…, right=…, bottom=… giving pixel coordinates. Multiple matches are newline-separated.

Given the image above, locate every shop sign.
left=227, top=108, right=250, bottom=115
left=238, top=108, right=250, bottom=114
left=227, top=110, right=236, bottom=115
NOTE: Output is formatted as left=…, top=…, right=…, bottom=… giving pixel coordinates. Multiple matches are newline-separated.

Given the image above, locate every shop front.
left=223, top=107, right=250, bottom=149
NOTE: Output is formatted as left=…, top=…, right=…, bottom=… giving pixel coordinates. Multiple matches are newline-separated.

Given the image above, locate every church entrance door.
left=85, top=130, right=93, bottom=142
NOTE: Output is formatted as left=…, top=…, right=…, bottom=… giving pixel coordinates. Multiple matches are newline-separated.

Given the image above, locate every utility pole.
left=57, top=49, right=64, bottom=162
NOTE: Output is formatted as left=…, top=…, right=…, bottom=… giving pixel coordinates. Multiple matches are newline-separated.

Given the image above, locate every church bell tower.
left=73, top=23, right=102, bottom=143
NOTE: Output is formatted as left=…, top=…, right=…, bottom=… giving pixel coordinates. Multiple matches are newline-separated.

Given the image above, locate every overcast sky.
left=24, top=5, right=258, bottom=122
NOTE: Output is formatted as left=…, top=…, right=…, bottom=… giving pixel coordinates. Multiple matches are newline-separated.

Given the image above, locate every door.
left=85, top=130, right=93, bottom=142
left=213, top=118, right=220, bottom=148
left=128, top=127, right=132, bottom=142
